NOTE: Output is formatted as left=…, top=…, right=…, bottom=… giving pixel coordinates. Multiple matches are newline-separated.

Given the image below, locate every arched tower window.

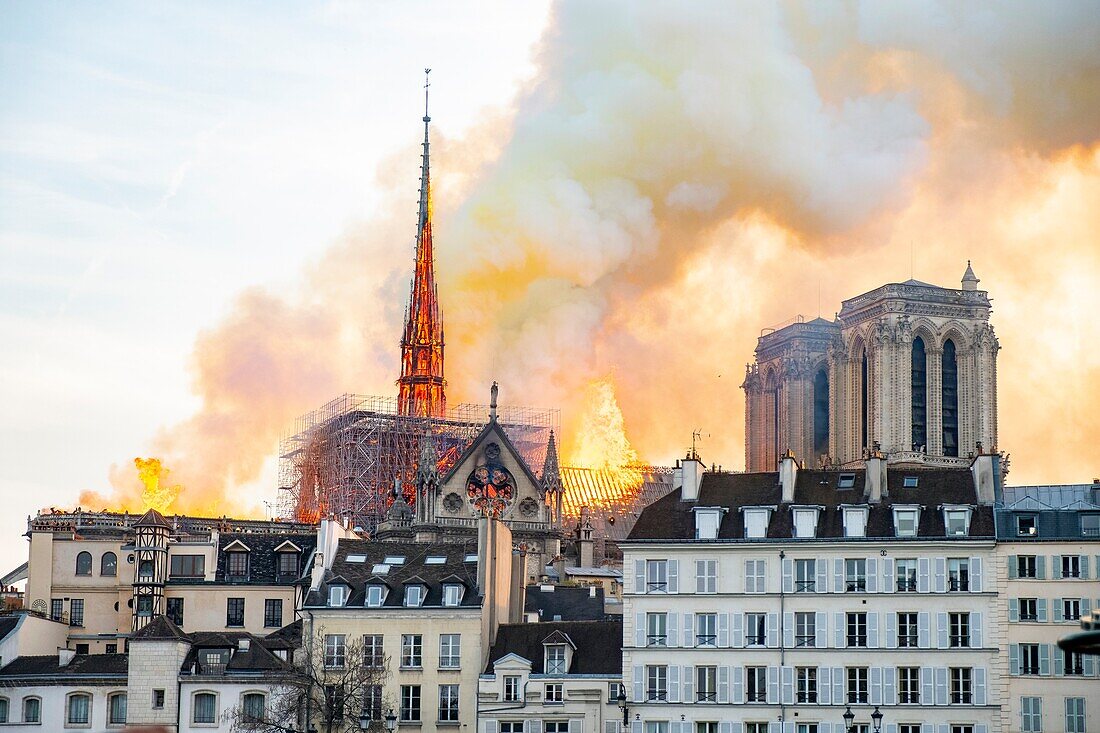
left=911, top=337, right=927, bottom=450
left=75, top=552, right=92, bottom=576
left=860, top=349, right=869, bottom=452
left=813, top=368, right=829, bottom=458
left=942, top=338, right=959, bottom=457
left=101, top=552, right=117, bottom=577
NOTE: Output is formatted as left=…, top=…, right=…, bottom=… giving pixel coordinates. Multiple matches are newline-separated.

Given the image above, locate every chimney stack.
left=779, top=449, right=798, bottom=503
left=865, top=443, right=887, bottom=503
left=970, top=449, right=1000, bottom=506
left=681, top=452, right=703, bottom=502
left=58, top=647, right=76, bottom=666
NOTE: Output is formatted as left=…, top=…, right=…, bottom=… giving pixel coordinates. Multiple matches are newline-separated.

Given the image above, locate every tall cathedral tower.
left=397, top=69, right=446, bottom=418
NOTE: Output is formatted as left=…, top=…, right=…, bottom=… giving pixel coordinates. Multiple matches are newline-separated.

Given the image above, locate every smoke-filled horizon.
left=84, top=1, right=1100, bottom=515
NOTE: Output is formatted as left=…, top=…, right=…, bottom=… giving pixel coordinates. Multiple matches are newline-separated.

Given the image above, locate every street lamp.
left=842, top=706, right=855, bottom=733
left=385, top=709, right=398, bottom=733
left=616, top=688, right=629, bottom=727
left=841, top=705, right=883, bottom=733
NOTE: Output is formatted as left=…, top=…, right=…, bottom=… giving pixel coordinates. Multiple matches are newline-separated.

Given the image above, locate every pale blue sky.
left=0, top=1, right=550, bottom=567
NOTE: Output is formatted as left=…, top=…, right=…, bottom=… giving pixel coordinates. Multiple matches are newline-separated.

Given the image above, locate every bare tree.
left=227, top=628, right=392, bottom=733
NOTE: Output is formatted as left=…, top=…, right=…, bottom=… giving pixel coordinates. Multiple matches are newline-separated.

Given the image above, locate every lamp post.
left=842, top=706, right=883, bottom=733
left=385, top=709, right=398, bottom=733
left=616, top=689, right=629, bottom=728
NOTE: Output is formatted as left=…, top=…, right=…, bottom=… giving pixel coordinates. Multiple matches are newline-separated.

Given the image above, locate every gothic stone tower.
left=744, top=264, right=999, bottom=471
left=397, top=69, right=446, bottom=418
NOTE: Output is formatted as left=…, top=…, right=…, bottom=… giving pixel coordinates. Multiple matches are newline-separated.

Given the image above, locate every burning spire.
left=397, top=68, right=447, bottom=418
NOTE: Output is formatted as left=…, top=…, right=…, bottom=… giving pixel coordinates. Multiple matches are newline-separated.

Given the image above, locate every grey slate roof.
left=525, top=585, right=607, bottom=621
left=0, top=653, right=128, bottom=680
left=628, top=467, right=994, bottom=541
left=213, top=532, right=315, bottom=585
left=486, top=620, right=623, bottom=675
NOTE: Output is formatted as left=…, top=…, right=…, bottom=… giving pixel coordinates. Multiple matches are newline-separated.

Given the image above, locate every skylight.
left=902, top=476, right=919, bottom=488
left=464, top=554, right=478, bottom=563
left=838, top=473, right=856, bottom=489
left=425, top=556, right=446, bottom=565
left=346, top=554, right=367, bottom=563
left=371, top=564, right=390, bottom=575
left=383, top=556, right=406, bottom=565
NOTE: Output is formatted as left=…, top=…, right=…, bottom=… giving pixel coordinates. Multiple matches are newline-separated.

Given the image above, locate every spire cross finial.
left=423, top=68, right=431, bottom=121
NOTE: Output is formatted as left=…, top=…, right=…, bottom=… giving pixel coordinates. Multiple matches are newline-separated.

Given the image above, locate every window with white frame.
left=845, top=558, right=866, bottom=591
left=503, top=675, right=521, bottom=702
left=1063, top=598, right=1081, bottom=621
left=608, top=681, right=624, bottom=703
left=796, top=666, right=817, bottom=703
left=944, top=507, right=971, bottom=536
left=745, top=613, right=766, bottom=646
left=545, top=683, right=564, bottom=703
left=746, top=666, right=766, bottom=702
left=893, top=507, right=920, bottom=537
left=328, top=585, right=347, bottom=607
left=837, top=472, right=856, bottom=489
left=949, top=612, right=970, bottom=647
left=846, top=667, right=868, bottom=703
left=546, top=723, right=569, bottom=733
left=645, top=723, right=668, bottom=733
left=896, top=558, right=918, bottom=591
left=1066, top=698, right=1086, bottom=733
left=846, top=612, right=867, bottom=647
left=695, top=508, right=722, bottom=539
left=948, top=557, right=970, bottom=591
left=793, top=508, right=819, bottom=538
left=897, top=613, right=918, bottom=647
left=438, top=684, right=459, bottom=722
left=795, top=611, right=815, bottom=647
left=324, top=634, right=346, bottom=668
left=696, top=559, right=717, bottom=593
left=696, top=665, right=717, bottom=701
left=795, top=558, right=816, bottom=591
left=1016, top=514, right=1037, bottom=536
left=363, top=686, right=382, bottom=723
left=1021, top=696, right=1042, bottom=732
left=401, top=634, right=422, bottom=668
left=1062, top=555, right=1082, bottom=578
left=363, top=634, right=384, bottom=668
left=545, top=644, right=568, bottom=674
left=324, top=683, right=345, bottom=723
left=743, top=508, right=771, bottom=538
left=949, top=667, right=972, bottom=704
left=645, top=560, right=668, bottom=592
left=399, top=685, right=420, bottom=722
left=745, top=559, right=766, bottom=593
left=698, top=723, right=718, bottom=733
left=404, top=585, right=424, bottom=607
left=1064, top=650, right=1085, bottom=676
left=843, top=507, right=868, bottom=537
left=797, top=725, right=818, bottom=733
left=192, top=692, right=216, bottom=724
left=646, top=612, right=668, bottom=646
left=22, top=696, right=40, bottom=724
left=898, top=666, right=919, bottom=703
left=443, top=584, right=463, bottom=607
left=696, top=612, right=717, bottom=646
left=646, top=665, right=668, bottom=700
left=1017, top=555, right=1037, bottom=578
left=1082, top=514, right=1100, bottom=536
left=1020, top=643, right=1040, bottom=675
left=365, top=585, right=385, bottom=607
left=439, top=634, right=461, bottom=668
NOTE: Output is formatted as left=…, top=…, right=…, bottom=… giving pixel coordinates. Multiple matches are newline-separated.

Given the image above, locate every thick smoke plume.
left=91, top=1, right=1100, bottom=515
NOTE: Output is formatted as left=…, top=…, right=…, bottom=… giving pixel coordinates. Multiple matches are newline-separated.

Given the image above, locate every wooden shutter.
left=782, top=556, right=793, bottom=593
left=917, top=557, right=931, bottom=593
left=816, top=557, right=828, bottom=593
left=933, top=557, right=947, bottom=593
left=866, top=557, right=878, bottom=592
left=634, top=560, right=645, bottom=594
left=883, top=557, right=896, bottom=594
left=668, top=559, right=679, bottom=593
left=970, top=556, right=983, bottom=591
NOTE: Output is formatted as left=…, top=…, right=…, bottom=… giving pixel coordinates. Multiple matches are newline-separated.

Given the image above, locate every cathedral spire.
left=398, top=69, right=447, bottom=418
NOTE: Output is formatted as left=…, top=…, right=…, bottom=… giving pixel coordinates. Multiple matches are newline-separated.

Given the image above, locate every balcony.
left=795, top=635, right=815, bottom=648
left=896, top=578, right=917, bottom=592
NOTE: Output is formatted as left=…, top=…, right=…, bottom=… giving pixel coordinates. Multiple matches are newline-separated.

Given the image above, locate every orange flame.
left=134, top=457, right=181, bottom=514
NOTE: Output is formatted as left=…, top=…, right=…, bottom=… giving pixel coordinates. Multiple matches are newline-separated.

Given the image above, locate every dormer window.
left=365, top=585, right=386, bottom=608
left=1082, top=514, right=1100, bottom=537
left=742, top=507, right=774, bottom=539
left=404, top=585, right=425, bottom=608
left=443, top=584, right=463, bottom=607
left=943, top=506, right=972, bottom=536
left=277, top=552, right=299, bottom=577
left=842, top=507, right=868, bottom=538
left=892, top=506, right=921, bottom=537
left=227, top=552, right=249, bottom=580
left=693, top=508, right=724, bottom=539
left=1016, top=514, right=1037, bottom=537
left=792, top=507, right=820, bottom=538
left=545, top=644, right=567, bottom=674
left=328, top=585, right=347, bottom=607
left=902, top=475, right=919, bottom=488
left=837, top=473, right=856, bottom=489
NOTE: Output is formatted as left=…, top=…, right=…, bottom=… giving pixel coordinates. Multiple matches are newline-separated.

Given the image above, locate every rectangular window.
left=647, top=612, right=668, bottom=646
left=696, top=559, right=717, bottom=593
left=399, top=685, right=421, bottom=722
left=898, top=667, right=919, bottom=704
left=608, top=682, right=624, bottom=703
left=401, top=634, right=423, bottom=668
left=226, top=597, right=244, bottom=627
left=796, top=666, right=817, bottom=703
left=443, top=584, right=462, bottom=607
left=797, top=726, right=818, bottom=733
left=1021, top=696, right=1042, bottom=732
left=1082, top=514, right=1100, bottom=536
left=277, top=552, right=299, bottom=576
left=366, top=585, right=384, bottom=608
left=1016, top=514, right=1036, bottom=536
left=108, top=693, right=126, bottom=724
left=896, top=559, right=918, bottom=592
left=363, top=685, right=382, bottom=722
left=264, top=599, right=282, bottom=628
left=745, top=613, right=766, bottom=646
left=696, top=665, right=717, bottom=702
left=744, top=509, right=769, bottom=538
left=949, top=612, right=970, bottom=647
left=950, top=727, right=973, bottom=733
left=152, top=690, right=165, bottom=709
left=503, top=675, right=521, bottom=702
left=226, top=551, right=249, bottom=578
left=698, top=724, right=719, bottom=733
left=546, top=645, right=567, bottom=674
left=1064, top=598, right=1082, bottom=621
left=50, top=599, right=63, bottom=622
left=746, top=666, right=767, bottom=703
left=1064, top=650, right=1085, bottom=676
left=170, top=554, right=205, bottom=577
left=949, top=667, right=972, bottom=704
left=844, top=508, right=867, bottom=537
left=363, top=634, right=384, bottom=668
left=105, top=643, right=117, bottom=654
left=846, top=612, right=867, bottom=647
left=845, top=558, right=866, bottom=592
left=646, top=665, right=668, bottom=701
left=894, top=509, right=919, bottom=536
left=795, top=611, right=816, bottom=647
left=1063, top=555, right=1081, bottom=578
left=1066, top=698, right=1086, bottom=733
left=645, top=560, right=668, bottom=592
left=948, top=558, right=970, bottom=591
left=945, top=510, right=970, bottom=536
left=136, top=596, right=153, bottom=617
left=747, top=725, right=768, bottom=733
left=745, top=559, right=766, bottom=593
left=166, top=597, right=184, bottom=626
left=545, top=683, right=564, bottom=703
left=696, top=612, right=717, bottom=646
left=837, top=472, right=856, bottom=489
left=900, top=726, right=922, bottom=733
left=324, top=634, right=346, bottom=668
left=439, top=634, right=461, bottom=668
left=846, top=667, right=868, bottom=703
left=795, top=558, right=816, bottom=592
left=793, top=509, right=817, bottom=538
left=1020, top=643, right=1041, bottom=675
left=404, top=585, right=423, bottom=607
left=324, top=685, right=345, bottom=721
left=547, top=724, right=570, bottom=733
left=69, top=598, right=84, bottom=627
left=191, top=693, right=216, bottom=725
left=1020, top=598, right=1038, bottom=621
left=1017, top=555, right=1037, bottom=578
left=438, top=685, right=459, bottom=722
left=898, top=612, right=918, bottom=648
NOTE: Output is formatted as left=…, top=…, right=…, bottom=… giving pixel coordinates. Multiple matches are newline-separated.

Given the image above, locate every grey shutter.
left=569, top=720, right=582, bottom=733
left=668, top=559, right=679, bottom=593
left=1055, top=599, right=1064, bottom=623
left=870, top=666, right=883, bottom=704
left=719, top=724, right=733, bottom=733
left=633, top=665, right=643, bottom=702
left=816, top=558, right=828, bottom=593
left=834, top=612, right=844, bottom=648
left=635, top=613, right=645, bottom=647
left=1053, top=555, right=1063, bottom=579
left=767, top=665, right=779, bottom=703
left=1037, top=598, right=1048, bottom=623
left=920, top=725, right=934, bottom=733
left=834, top=558, right=844, bottom=593
left=975, top=727, right=988, bottom=733
left=938, top=726, right=950, bottom=733
left=918, top=557, right=931, bottom=593
left=920, top=666, right=934, bottom=705
left=1009, top=598, right=1019, bottom=622
left=883, top=557, right=896, bottom=594
left=1054, top=645, right=1064, bottom=677
left=886, top=726, right=897, bottom=733
left=936, top=612, right=948, bottom=649
left=1008, top=555, right=1018, bottom=579
left=933, top=666, right=948, bottom=705
left=768, top=724, right=780, bottom=733
left=782, top=724, right=795, bottom=733
left=668, top=612, right=679, bottom=647
left=720, top=612, right=732, bottom=647
left=695, top=559, right=705, bottom=592
left=730, top=665, right=743, bottom=704
left=885, top=611, right=897, bottom=649
left=1083, top=598, right=1093, bottom=616
left=782, top=557, right=793, bottom=593
left=970, top=612, right=982, bottom=648
left=1084, top=652, right=1096, bottom=676
left=867, top=557, right=879, bottom=592
left=867, top=612, right=879, bottom=648
left=605, top=722, right=618, bottom=733
left=1081, top=555, right=1090, bottom=579
left=1036, top=555, right=1047, bottom=579
left=632, top=723, right=642, bottom=733
left=816, top=611, right=827, bottom=648
left=917, top=612, right=930, bottom=648
left=729, top=612, right=741, bottom=647
left=1040, top=643, right=1051, bottom=675
left=718, top=665, right=730, bottom=703
left=970, top=556, right=983, bottom=592
left=684, top=613, right=695, bottom=647
left=766, top=612, right=779, bottom=648
left=831, top=666, right=843, bottom=703
left=634, top=559, right=645, bottom=594
left=682, top=665, right=693, bottom=703
left=819, top=667, right=831, bottom=705
left=883, top=665, right=896, bottom=704
left=1009, top=644, right=1020, bottom=675
left=933, top=557, right=947, bottom=593
left=783, top=612, right=795, bottom=649
left=485, top=720, right=499, bottom=733
left=973, top=667, right=986, bottom=705
left=669, top=664, right=680, bottom=702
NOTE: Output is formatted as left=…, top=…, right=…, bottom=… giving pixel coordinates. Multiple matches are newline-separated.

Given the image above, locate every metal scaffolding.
left=277, top=394, right=559, bottom=533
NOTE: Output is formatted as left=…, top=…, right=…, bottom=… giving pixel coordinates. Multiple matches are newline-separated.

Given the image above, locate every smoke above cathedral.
left=86, top=1, right=1100, bottom=515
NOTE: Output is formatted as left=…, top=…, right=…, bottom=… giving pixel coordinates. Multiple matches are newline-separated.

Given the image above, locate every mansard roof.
left=524, top=584, right=606, bottom=621
left=210, top=532, right=316, bottom=585
left=485, top=620, right=622, bottom=675
left=0, top=653, right=128, bottom=680
left=627, top=467, right=993, bottom=541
